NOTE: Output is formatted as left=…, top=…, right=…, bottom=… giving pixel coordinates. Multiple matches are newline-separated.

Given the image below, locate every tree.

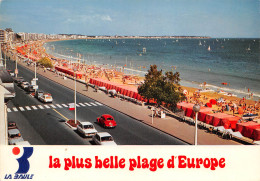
left=138, top=65, right=185, bottom=110
left=38, top=57, right=53, bottom=68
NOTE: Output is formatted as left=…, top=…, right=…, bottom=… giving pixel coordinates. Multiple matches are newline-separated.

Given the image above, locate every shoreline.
left=43, top=38, right=260, bottom=101
left=11, top=40, right=260, bottom=117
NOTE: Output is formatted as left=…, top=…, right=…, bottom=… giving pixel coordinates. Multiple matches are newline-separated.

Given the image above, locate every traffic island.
left=65, top=120, right=79, bottom=130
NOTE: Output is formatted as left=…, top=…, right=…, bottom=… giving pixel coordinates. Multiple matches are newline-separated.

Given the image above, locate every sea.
left=44, top=38, right=260, bottom=100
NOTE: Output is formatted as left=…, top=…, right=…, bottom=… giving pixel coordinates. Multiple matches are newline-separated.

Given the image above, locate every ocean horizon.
left=44, top=38, right=260, bottom=100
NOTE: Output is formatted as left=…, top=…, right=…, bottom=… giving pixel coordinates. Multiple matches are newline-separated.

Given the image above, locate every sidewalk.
left=19, top=61, right=241, bottom=145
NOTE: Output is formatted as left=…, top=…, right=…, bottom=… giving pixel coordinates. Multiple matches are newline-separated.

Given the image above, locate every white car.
left=39, top=93, right=53, bottom=103
left=77, top=121, right=97, bottom=137
left=8, top=129, right=24, bottom=145
left=21, top=81, right=30, bottom=89
left=15, top=141, right=31, bottom=145
left=92, top=132, right=117, bottom=145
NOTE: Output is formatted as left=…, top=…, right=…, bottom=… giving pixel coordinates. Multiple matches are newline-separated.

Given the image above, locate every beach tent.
left=236, top=122, right=260, bottom=138
left=198, top=107, right=212, bottom=122
left=221, top=116, right=240, bottom=129
left=252, top=129, right=260, bottom=141
left=205, top=113, right=215, bottom=125
left=243, top=124, right=260, bottom=138
left=211, top=113, right=234, bottom=127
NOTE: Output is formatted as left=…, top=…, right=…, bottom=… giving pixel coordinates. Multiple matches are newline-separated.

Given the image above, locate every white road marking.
left=44, top=105, right=50, bottom=109
left=56, top=104, right=63, bottom=108
left=19, top=107, right=25, bottom=111
left=13, top=107, right=19, bottom=112
left=85, top=103, right=92, bottom=106
left=32, top=106, right=38, bottom=110
left=25, top=106, right=31, bottom=110
left=50, top=104, right=56, bottom=108
left=38, top=105, right=44, bottom=109
left=76, top=104, right=80, bottom=107
left=79, top=103, right=86, bottom=107
left=7, top=108, right=12, bottom=112
left=95, top=102, right=103, bottom=106
left=62, top=104, right=68, bottom=107
left=90, top=102, right=97, bottom=106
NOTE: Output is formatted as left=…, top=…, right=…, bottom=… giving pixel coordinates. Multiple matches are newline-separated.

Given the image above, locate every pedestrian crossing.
left=7, top=101, right=103, bottom=113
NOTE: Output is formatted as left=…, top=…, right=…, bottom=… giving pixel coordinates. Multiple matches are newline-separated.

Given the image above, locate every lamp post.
left=15, top=55, right=18, bottom=78
left=151, top=107, right=155, bottom=124
left=4, top=50, right=6, bottom=69
left=73, top=68, right=77, bottom=124
left=193, top=104, right=201, bottom=145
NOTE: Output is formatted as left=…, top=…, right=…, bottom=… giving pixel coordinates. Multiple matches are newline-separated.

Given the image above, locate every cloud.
left=101, top=15, right=112, bottom=22
left=64, top=14, right=112, bottom=24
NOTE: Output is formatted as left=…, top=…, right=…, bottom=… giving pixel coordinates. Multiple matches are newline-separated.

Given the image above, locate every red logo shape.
left=12, top=147, right=20, bottom=155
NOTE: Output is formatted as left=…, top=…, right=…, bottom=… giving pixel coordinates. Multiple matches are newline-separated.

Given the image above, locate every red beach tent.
left=236, top=122, right=260, bottom=138
left=252, top=128, right=260, bottom=141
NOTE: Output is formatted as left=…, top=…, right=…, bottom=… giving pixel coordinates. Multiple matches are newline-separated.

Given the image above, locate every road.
left=6, top=59, right=187, bottom=145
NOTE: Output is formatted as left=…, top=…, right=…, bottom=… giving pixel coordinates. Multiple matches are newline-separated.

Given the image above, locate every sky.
left=0, top=0, right=259, bottom=38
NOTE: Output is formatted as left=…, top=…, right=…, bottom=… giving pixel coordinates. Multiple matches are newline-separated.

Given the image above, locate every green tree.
left=138, top=65, right=185, bottom=110
left=38, top=57, right=53, bottom=68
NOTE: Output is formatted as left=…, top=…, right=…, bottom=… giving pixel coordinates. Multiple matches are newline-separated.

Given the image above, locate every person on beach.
left=86, top=83, right=89, bottom=91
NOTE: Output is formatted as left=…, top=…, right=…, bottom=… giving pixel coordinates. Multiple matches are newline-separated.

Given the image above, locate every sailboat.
left=246, top=45, right=251, bottom=51
left=199, top=41, right=202, bottom=46
left=143, top=47, right=146, bottom=54
left=208, top=45, right=211, bottom=51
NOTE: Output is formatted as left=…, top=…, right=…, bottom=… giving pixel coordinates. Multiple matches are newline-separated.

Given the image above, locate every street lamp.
left=193, top=104, right=201, bottom=145
left=151, top=107, right=155, bottom=124
left=4, top=50, right=6, bottom=69
left=73, top=68, right=77, bottom=124
left=15, top=55, right=18, bottom=78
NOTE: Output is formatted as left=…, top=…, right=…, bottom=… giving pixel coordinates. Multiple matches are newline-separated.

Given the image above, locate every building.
left=0, top=29, right=6, bottom=43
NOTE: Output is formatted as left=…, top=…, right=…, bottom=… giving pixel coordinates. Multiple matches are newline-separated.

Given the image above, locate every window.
left=101, top=136, right=113, bottom=142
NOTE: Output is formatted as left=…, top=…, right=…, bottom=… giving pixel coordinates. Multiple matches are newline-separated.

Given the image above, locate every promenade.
left=17, top=60, right=240, bottom=145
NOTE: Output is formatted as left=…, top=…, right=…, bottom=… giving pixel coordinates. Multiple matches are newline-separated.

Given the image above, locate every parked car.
left=18, top=80, right=26, bottom=87
left=92, top=132, right=117, bottom=145
left=15, top=141, right=31, bottom=145
left=35, top=90, right=44, bottom=99
left=7, top=70, right=15, bottom=77
left=8, top=121, right=18, bottom=130
left=21, top=81, right=30, bottom=89
left=25, top=85, right=35, bottom=92
left=96, top=114, right=117, bottom=128
left=13, top=77, right=24, bottom=83
left=8, top=129, right=24, bottom=145
left=38, top=93, right=53, bottom=103
left=77, top=121, right=97, bottom=137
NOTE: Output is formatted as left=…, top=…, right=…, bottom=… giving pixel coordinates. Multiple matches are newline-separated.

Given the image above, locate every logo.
left=4, top=147, right=34, bottom=180
left=13, top=147, right=34, bottom=174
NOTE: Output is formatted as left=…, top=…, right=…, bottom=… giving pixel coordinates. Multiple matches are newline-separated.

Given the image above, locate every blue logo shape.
left=15, top=147, right=34, bottom=174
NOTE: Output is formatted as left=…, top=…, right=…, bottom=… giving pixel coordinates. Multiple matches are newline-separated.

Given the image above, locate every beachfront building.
left=0, top=29, right=6, bottom=43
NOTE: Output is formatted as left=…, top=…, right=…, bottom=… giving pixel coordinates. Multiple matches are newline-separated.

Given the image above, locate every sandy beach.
left=7, top=40, right=260, bottom=121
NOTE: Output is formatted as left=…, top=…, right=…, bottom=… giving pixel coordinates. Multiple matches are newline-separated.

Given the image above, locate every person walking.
left=86, top=83, right=89, bottom=91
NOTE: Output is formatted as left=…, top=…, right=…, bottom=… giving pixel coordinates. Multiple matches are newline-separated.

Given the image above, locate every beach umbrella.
left=183, top=89, right=188, bottom=96
left=209, top=99, right=217, bottom=105
left=206, top=103, right=212, bottom=107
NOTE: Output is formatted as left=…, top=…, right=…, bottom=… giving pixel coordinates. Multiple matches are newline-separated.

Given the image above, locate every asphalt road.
left=6, top=59, right=187, bottom=145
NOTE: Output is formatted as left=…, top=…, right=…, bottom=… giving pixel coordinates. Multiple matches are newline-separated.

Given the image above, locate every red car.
left=97, top=114, right=117, bottom=128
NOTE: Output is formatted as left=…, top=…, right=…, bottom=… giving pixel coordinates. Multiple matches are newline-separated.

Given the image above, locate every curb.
left=65, top=122, right=77, bottom=131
